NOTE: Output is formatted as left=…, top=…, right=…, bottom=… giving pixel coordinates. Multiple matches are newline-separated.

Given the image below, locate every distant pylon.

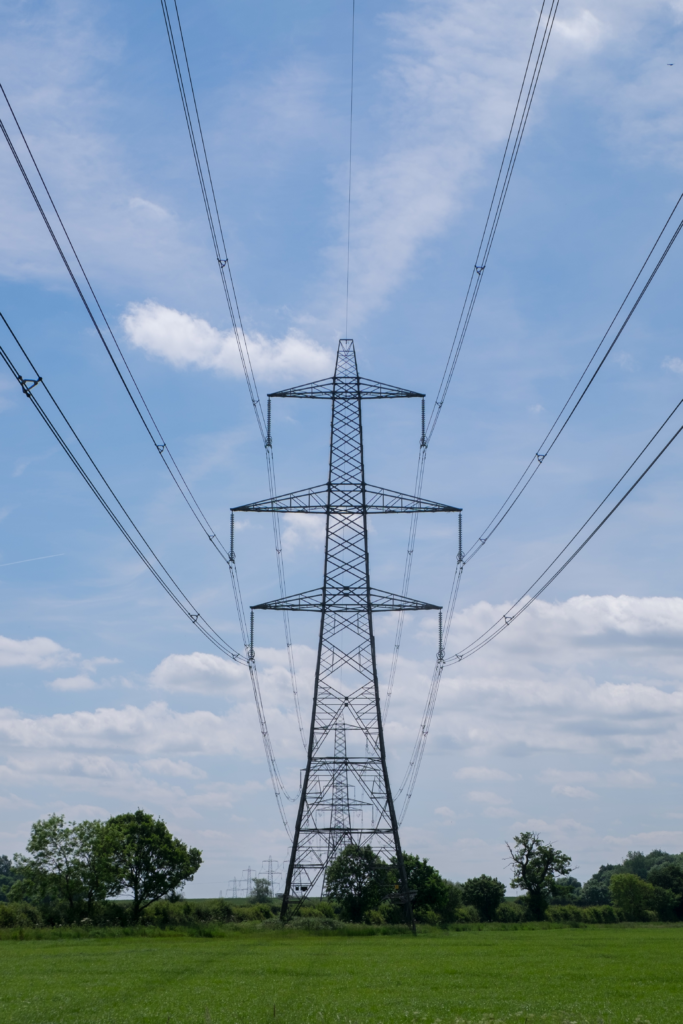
left=234, top=340, right=459, bottom=926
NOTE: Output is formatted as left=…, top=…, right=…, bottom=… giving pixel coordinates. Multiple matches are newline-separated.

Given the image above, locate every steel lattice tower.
left=234, top=339, right=459, bottom=923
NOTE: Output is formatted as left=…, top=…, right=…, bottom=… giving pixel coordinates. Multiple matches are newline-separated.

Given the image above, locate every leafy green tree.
left=325, top=844, right=386, bottom=922
left=580, top=865, right=616, bottom=906
left=396, top=853, right=458, bottom=921
left=462, top=874, right=506, bottom=921
left=249, top=877, right=272, bottom=903
left=0, top=855, right=18, bottom=903
left=507, top=831, right=572, bottom=920
left=108, top=810, right=202, bottom=922
left=10, top=815, right=122, bottom=922
left=610, top=873, right=654, bottom=920
left=549, top=877, right=582, bottom=905
left=647, top=861, right=683, bottom=916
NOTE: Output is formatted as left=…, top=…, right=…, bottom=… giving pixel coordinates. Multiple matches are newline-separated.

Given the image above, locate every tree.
left=0, top=855, right=17, bottom=903
left=549, top=877, right=582, bottom=905
left=391, top=853, right=460, bottom=923
left=580, top=865, right=617, bottom=906
left=249, top=878, right=272, bottom=903
left=108, top=810, right=202, bottom=922
left=325, top=844, right=386, bottom=922
left=462, top=874, right=506, bottom=922
left=10, top=815, right=122, bottom=922
left=610, top=873, right=654, bottom=920
left=647, top=861, right=683, bottom=916
left=507, top=832, right=572, bottom=920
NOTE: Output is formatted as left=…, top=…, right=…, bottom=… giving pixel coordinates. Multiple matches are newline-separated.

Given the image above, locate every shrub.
left=0, top=902, right=43, bottom=927
left=462, top=875, right=506, bottom=922
left=455, top=904, right=480, bottom=923
left=495, top=900, right=525, bottom=923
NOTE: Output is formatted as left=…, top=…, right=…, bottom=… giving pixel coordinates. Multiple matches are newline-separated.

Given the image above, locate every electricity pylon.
left=234, top=339, right=459, bottom=925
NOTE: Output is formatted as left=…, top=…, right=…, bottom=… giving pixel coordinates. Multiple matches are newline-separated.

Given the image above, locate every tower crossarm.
left=268, top=376, right=424, bottom=401
left=233, top=483, right=459, bottom=514
left=252, top=586, right=440, bottom=613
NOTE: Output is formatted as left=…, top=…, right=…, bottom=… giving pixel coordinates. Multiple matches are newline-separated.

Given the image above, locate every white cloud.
left=552, top=784, right=598, bottom=800
left=281, top=514, right=326, bottom=558
left=0, top=634, right=78, bottom=670
left=149, top=652, right=249, bottom=696
left=455, top=766, right=515, bottom=781
left=121, top=301, right=333, bottom=383
left=386, top=594, right=683, bottom=765
left=554, top=9, right=606, bottom=53
left=0, top=701, right=257, bottom=758
left=141, top=758, right=207, bottom=780
left=128, top=197, right=170, bottom=220
left=663, top=356, right=683, bottom=374
left=48, top=675, right=98, bottom=692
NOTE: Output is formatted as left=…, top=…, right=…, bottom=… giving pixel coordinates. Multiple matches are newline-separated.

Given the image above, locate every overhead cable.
left=0, top=81, right=298, bottom=824
left=0, top=311, right=245, bottom=663
left=446, top=394, right=683, bottom=664
left=384, top=0, right=560, bottom=721
left=465, top=189, right=683, bottom=563
left=160, top=0, right=306, bottom=750
left=0, top=85, right=243, bottom=592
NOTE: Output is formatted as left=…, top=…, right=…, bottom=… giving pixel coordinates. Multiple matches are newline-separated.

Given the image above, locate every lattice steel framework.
left=234, top=340, right=459, bottom=924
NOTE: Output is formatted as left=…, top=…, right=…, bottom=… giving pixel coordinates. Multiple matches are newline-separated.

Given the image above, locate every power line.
left=160, top=0, right=306, bottom=751
left=0, top=310, right=245, bottom=663
left=345, top=0, right=356, bottom=338
left=0, top=76, right=302, bottom=811
left=445, top=393, right=683, bottom=664
left=384, top=0, right=560, bottom=723
left=465, top=189, right=683, bottom=563
left=0, top=84, right=237, bottom=573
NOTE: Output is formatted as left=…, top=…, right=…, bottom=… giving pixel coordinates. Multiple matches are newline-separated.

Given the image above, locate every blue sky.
left=2, top=0, right=683, bottom=895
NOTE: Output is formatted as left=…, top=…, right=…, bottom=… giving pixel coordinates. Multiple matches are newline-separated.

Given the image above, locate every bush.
left=0, top=902, right=43, bottom=927
left=495, top=900, right=525, bottom=923
left=455, top=904, right=480, bottom=923
left=545, top=904, right=627, bottom=924
left=462, top=875, right=506, bottom=922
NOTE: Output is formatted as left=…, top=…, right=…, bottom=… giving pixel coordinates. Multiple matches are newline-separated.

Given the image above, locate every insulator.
left=420, top=398, right=426, bottom=447
left=249, top=610, right=255, bottom=661
left=438, top=610, right=444, bottom=662
left=230, top=511, right=235, bottom=562
left=458, top=511, right=463, bottom=563
left=266, top=397, right=272, bottom=448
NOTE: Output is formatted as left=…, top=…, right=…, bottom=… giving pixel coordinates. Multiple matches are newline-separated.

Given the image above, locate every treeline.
left=2, top=820, right=682, bottom=930
left=0, top=811, right=201, bottom=925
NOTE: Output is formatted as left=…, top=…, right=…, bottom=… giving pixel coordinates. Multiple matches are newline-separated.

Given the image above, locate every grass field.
left=1, top=925, right=681, bottom=1024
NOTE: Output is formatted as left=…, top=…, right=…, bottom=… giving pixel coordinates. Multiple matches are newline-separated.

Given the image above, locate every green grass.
left=0, top=924, right=681, bottom=1024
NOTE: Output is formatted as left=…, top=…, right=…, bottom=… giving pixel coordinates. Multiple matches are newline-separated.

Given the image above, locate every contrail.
left=0, top=553, right=64, bottom=569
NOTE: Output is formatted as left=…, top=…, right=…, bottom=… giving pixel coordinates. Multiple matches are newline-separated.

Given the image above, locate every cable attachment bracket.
left=19, top=376, right=42, bottom=396
left=504, top=614, right=513, bottom=625
left=189, top=612, right=199, bottom=623
left=217, top=257, right=229, bottom=269
left=157, top=443, right=166, bottom=454
left=474, top=264, right=486, bottom=275
left=536, top=452, right=546, bottom=463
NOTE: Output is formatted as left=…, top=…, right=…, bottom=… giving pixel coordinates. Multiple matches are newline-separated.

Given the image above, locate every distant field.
left=1, top=925, right=681, bottom=1024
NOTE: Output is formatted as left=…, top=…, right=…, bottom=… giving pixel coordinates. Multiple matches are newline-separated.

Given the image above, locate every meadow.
left=0, top=924, right=681, bottom=1024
